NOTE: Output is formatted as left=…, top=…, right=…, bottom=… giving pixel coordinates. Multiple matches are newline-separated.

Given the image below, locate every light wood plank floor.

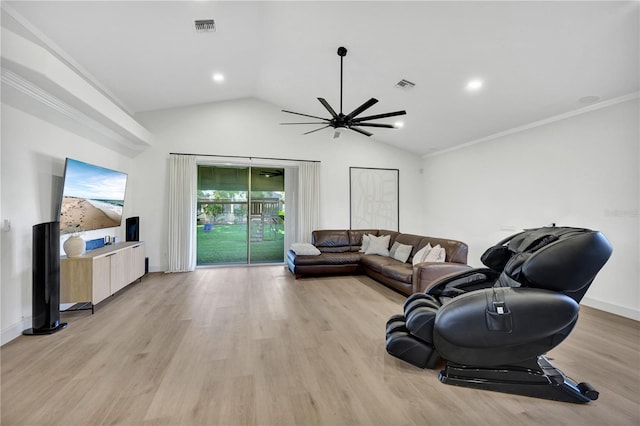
left=2, top=267, right=639, bottom=425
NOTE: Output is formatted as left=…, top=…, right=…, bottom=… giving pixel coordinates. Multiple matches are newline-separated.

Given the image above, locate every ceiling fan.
left=281, top=46, right=406, bottom=138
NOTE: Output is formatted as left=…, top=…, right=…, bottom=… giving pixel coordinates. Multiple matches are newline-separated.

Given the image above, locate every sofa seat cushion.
left=361, top=254, right=413, bottom=283
left=360, top=254, right=398, bottom=273
left=380, top=262, right=414, bottom=283
left=289, top=251, right=362, bottom=266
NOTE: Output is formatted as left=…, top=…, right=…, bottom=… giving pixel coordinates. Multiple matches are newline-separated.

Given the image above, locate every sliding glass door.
left=197, top=165, right=285, bottom=266
left=197, top=166, right=249, bottom=264
left=248, top=167, right=285, bottom=263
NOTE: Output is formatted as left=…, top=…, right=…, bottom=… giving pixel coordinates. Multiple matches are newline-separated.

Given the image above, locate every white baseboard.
left=1, top=317, right=30, bottom=346
left=581, top=297, right=640, bottom=321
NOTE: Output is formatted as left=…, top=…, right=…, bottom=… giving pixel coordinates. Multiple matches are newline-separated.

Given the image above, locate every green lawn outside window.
left=197, top=224, right=285, bottom=264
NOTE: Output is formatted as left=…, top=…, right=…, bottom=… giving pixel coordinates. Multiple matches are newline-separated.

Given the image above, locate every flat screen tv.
left=58, top=158, right=128, bottom=234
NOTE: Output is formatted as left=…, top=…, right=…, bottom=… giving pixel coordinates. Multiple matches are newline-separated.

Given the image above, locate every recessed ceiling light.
left=466, top=79, right=483, bottom=91
left=212, top=73, right=225, bottom=83
left=394, top=121, right=404, bottom=128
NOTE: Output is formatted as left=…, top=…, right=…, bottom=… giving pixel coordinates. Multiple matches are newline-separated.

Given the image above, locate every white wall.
left=133, top=98, right=425, bottom=272
left=0, top=104, right=134, bottom=344
left=421, top=99, right=639, bottom=319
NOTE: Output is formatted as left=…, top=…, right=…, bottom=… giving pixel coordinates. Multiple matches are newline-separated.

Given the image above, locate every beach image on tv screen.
left=59, top=159, right=127, bottom=234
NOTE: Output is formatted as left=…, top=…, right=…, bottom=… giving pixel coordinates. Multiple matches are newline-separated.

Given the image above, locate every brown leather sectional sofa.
left=286, top=229, right=471, bottom=296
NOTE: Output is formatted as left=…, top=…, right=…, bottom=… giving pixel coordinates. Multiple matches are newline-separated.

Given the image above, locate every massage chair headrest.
left=481, top=227, right=612, bottom=301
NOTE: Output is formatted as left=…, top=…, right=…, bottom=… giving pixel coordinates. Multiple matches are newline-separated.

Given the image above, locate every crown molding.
left=2, top=68, right=148, bottom=156
left=423, top=92, right=640, bottom=159
left=1, top=2, right=135, bottom=116
left=1, top=26, right=152, bottom=157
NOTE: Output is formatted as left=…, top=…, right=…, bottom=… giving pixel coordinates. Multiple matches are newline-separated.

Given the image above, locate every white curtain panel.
left=167, top=154, right=197, bottom=272
left=284, top=166, right=299, bottom=251
left=297, top=162, right=321, bottom=243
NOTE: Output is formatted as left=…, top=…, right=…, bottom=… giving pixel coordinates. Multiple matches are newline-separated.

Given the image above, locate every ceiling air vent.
left=194, top=19, right=216, bottom=33
left=395, top=79, right=416, bottom=89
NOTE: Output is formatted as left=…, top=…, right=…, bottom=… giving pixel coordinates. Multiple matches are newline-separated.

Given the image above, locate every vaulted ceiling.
left=3, top=1, right=639, bottom=156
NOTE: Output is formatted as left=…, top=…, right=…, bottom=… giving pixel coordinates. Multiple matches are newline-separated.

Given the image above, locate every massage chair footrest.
left=438, top=355, right=598, bottom=404
left=385, top=316, right=440, bottom=369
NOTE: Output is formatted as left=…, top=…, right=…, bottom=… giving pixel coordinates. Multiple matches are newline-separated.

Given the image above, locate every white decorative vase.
left=63, top=235, right=86, bottom=257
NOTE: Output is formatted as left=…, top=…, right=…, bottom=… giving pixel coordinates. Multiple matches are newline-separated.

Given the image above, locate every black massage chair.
left=385, top=226, right=612, bottom=403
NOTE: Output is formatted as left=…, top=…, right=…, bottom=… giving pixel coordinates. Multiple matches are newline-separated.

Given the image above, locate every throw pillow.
left=364, top=234, right=390, bottom=256
left=389, top=241, right=400, bottom=258
left=359, top=234, right=371, bottom=253
left=412, top=243, right=432, bottom=266
left=290, top=243, right=321, bottom=256
left=392, top=243, right=413, bottom=263
left=424, top=244, right=446, bottom=262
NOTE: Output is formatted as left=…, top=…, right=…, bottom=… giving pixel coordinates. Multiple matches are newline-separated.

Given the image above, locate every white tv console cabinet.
left=60, top=241, right=145, bottom=312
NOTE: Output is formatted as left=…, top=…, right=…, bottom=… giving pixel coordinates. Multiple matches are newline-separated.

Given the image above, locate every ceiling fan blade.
left=318, top=98, right=338, bottom=118
left=344, top=98, right=378, bottom=121
left=353, top=123, right=395, bottom=128
left=303, top=125, right=332, bottom=135
left=352, top=110, right=406, bottom=122
left=282, top=110, right=329, bottom=121
left=280, top=122, right=329, bottom=125
left=348, top=126, right=373, bottom=137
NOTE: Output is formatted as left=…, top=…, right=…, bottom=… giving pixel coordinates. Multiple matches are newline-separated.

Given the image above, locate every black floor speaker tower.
left=23, top=221, right=67, bottom=335
left=126, top=216, right=139, bottom=241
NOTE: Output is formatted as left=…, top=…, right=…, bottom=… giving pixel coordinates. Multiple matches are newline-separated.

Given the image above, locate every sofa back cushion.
left=312, top=230, right=351, bottom=253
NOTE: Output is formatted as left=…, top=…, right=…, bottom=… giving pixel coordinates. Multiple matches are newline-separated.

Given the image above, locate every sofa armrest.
left=412, top=263, right=473, bottom=294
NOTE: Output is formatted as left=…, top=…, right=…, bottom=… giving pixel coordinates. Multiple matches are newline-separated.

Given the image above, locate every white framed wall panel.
left=349, top=167, right=399, bottom=231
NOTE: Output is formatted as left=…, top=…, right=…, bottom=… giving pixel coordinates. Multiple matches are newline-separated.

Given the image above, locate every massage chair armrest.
left=412, top=263, right=473, bottom=294
left=425, top=267, right=501, bottom=299
left=434, top=287, right=580, bottom=367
